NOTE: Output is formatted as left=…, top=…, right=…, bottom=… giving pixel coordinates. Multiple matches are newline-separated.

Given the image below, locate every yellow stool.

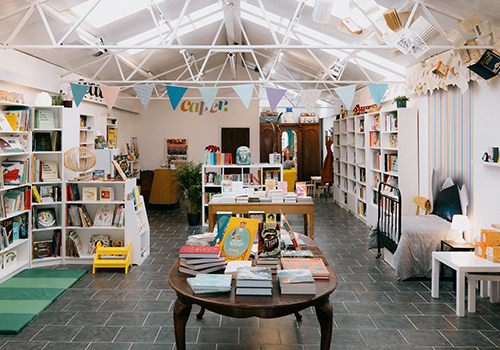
left=93, top=241, right=132, bottom=274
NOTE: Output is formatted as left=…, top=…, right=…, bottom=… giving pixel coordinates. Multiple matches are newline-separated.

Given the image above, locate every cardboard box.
left=486, top=245, right=500, bottom=263
left=481, top=229, right=500, bottom=246
left=475, top=242, right=486, bottom=258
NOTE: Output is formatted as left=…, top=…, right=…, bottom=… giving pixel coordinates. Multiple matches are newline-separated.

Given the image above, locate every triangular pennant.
left=333, top=85, right=357, bottom=110
left=100, top=86, right=121, bottom=110
left=368, top=84, right=389, bottom=106
left=199, top=87, right=219, bottom=111
left=70, top=83, right=90, bottom=107
left=266, top=87, right=287, bottom=112
left=232, top=84, right=254, bottom=109
left=133, top=84, right=154, bottom=109
left=166, top=85, right=189, bottom=111
left=300, top=90, right=322, bottom=114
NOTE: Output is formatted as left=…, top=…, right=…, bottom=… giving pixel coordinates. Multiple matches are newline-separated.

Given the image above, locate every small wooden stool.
left=93, top=241, right=132, bottom=274
left=316, top=184, right=331, bottom=198
left=306, top=184, right=315, bottom=196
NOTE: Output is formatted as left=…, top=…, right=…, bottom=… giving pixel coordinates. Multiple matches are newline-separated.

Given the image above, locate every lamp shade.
left=451, top=214, right=470, bottom=232
left=312, top=0, right=334, bottom=24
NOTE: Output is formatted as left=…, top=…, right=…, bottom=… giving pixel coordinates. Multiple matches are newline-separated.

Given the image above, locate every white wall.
left=138, top=94, right=260, bottom=170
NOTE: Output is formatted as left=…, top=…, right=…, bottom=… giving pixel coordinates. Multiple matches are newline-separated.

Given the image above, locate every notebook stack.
left=297, top=196, right=313, bottom=203
left=186, top=232, right=217, bottom=246
left=278, top=269, right=316, bottom=294
left=284, top=193, right=298, bottom=203
left=280, top=250, right=315, bottom=258
left=235, top=194, right=248, bottom=203
left=178, top=245, right=227, bottom=275
left=255, top=257, right=280, bottom=273
left=187, top=274, right=232, bottom=294
left=269, top=190, right=284, bottom=203
left=224, top=260, right=253, bottom=278
left=281, top=258, right=330, bottom=280
left=236, top=267, right=273, bottom=296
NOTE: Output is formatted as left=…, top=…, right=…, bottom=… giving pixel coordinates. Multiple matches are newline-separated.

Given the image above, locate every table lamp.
left=451, top=214, right=470, bottom=244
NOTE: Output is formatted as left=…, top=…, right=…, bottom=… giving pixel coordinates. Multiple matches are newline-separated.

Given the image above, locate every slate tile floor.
left=1, top=199, right=499, bottom=349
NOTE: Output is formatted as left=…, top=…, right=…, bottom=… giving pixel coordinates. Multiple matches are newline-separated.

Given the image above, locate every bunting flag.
left=100, top=86, right=121, bottom=110
left=232, top=84, right=254, bottom=109
left=133, top=84, right=154, bottom=109
left=266, top=87, right=287, bottom=112
left=368, top=84, right=389, bottom=106
left=333, top=85, right=357, bottom=110
left=300, top=90, right=322, bottom=114
left=70, top=83, right=90, bottom=107
left=199, top=87, right=219, bottom=111
left=166, top=85, right=189, bottom=111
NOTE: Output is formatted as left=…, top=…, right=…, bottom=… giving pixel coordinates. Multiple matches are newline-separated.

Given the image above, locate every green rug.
left=0, top=269, right=87, bottom=333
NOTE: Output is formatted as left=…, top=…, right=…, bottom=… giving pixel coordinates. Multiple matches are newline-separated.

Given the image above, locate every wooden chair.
left=413, top=196, right=430, bottom=215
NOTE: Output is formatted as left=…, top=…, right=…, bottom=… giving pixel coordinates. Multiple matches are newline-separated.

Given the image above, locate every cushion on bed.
left=431, top=183, right=462, bottom=222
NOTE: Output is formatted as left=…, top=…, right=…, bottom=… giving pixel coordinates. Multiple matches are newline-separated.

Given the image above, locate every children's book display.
left=219, top=217, right=259, bottom=261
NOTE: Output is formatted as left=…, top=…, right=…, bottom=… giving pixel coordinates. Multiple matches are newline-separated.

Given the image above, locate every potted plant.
left=393, top=95, right=410, bottom=108
left=175, top=161, right=203, bottom=226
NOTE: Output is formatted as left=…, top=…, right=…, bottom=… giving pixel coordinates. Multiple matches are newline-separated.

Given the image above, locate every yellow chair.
left=414, top=196, right=430, bottom=215
left=93, top=241, right=132, bottom=274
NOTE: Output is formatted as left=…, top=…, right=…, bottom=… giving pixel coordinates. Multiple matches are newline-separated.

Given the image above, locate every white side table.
left=431, top=251, right=500, bottom=317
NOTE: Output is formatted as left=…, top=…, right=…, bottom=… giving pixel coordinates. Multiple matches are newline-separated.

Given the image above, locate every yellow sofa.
left=258, top=167, right=297, bottom=192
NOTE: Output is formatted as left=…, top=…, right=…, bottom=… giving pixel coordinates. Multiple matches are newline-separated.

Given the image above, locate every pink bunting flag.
left=100, top=86, right=121, bottom=110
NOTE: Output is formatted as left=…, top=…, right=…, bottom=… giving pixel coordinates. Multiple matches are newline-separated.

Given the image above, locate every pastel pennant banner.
left=70, top=83, right=90, bottom=107
left=232, top=84, right=254, bottom=109
left=100, top=86, right=121, bottom=110
left=166, top=85, right=189, bottom=111
left=300, top=90, right=322, bottom=113
left=133, top=84, right=154, bottom=109
left=368, top=84, right=389, bottom=106
left=333, top=85, right=357, bottom=110
left=266, top=87, right=287, bottom=112
left=199, top=87, right=219, bottom=111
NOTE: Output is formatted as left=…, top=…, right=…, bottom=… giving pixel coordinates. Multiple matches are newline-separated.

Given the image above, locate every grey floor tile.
left=359, top=329, right=408, bottom=346
left=72, top=325, right=121, bottom=342
left=439, top=330, right=496, bottom=347
left=198, top=327, right=239, bottom=343
left=114, top=326, right=161, bottom=343
left=0, top=341, right=49, bottom=350
left=239, top=327, right=281, bottom=344
left=105, top=312, right=149, bottom=326
left=369, top=315, right=416, bottom=330
left=44, top=341, right=90, bottom=349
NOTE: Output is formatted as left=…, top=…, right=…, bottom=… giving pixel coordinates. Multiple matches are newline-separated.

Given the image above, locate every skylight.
left=70, top=0, right=151, bottom=28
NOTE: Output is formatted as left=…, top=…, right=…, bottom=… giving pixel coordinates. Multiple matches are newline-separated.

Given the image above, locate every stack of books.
left=269, top=190, right=284, bottom=203
left=278, top=269, right=316, bottom=294
left=235, top=194, right=248, bottom=203
left=281, top=233, right=307, bottom=250
left=220, top=192, right=237, bottom=203
left=186, top=232, right=217, bottom=246
left=284, top=193, right=298, bottom=203
left=255, top=257, right=280, bottom=273
left=178, top=245, right=227, bottom=275
left=248, top=195, right=260, bottom=202
left=187, top=274, right=232, bottom=294
left=236, top=267, right=273, bottom=296
left=224, top=260, right=252, bottom=278
left=280, top=250, right=315, bottom=258
left=297, top=196, right=313, bottom=203
left=281, top=258, right=330, bottom=280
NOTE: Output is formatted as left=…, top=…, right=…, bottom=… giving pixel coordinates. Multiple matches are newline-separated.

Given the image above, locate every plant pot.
left=187, top=212, right=201, bottom=226
left=396, top=101, right=407, bottom=108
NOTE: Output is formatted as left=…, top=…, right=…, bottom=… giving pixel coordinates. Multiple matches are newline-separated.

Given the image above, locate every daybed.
left=370, top=178, right=468, bottom=280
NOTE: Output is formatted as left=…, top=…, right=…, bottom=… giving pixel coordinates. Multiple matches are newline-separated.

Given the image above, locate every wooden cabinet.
left=259, top=123, right=320, bottom=181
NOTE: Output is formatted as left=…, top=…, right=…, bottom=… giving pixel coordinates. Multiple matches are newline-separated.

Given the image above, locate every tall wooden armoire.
left=259, top=123, right=320, bottom=181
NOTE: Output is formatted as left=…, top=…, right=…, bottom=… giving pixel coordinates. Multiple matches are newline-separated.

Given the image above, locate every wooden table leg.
left=173, top=298, right=192, bottom=350
left=315, top=299, right=333, bottom=350
left=303, top=214, right=308, bottom=237
left=196, top=307, right=205, bottom=319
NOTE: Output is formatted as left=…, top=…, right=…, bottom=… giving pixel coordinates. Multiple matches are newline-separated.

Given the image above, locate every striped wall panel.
left=428, top=85, right=473, bottom=194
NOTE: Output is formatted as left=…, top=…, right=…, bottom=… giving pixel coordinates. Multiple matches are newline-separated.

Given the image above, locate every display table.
left=431, top=251, right=500, bottom=316
left=148, top=169, right=179, bottom=205
left=168, top=234, right=337, bottom=350
left=208, top=202, right=315, bottom=239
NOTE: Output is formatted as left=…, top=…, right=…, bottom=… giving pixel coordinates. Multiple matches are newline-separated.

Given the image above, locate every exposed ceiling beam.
left=222, top=0, right=242, bottom=45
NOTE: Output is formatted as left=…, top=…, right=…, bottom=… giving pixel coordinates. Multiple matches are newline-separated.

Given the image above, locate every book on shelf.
left=112, top=204, right=125, bottom=227
left=111, top=160, right=128, bottom=180
left=2, top=160, right=28, bottom=186
left=281, top=258, right=330, bottom=280
left=2, top=250, right=17, bottom=268
left=39, top=185, right=56, bottom=203
left=51, top=130, right=61, bottom=151
left=33, top=132, right=52, bottom=151
left=107, top=127, right=117, bottom=148
left=0, top=135, right=27, bottom=153
left=132, top=185, right=142, bottom=209
left=179, top=245, right=221, bottom=259
left=32, top=240, right=54, bottom=259
left=94, top=204, right=115, bottom=227
left=88, top=234, right=110, bottom=255
left=0, top=111, right=13, bottom=131
left=35, top=109, right=55, bottom=129
left=82, top=187, right=97, bottom=201
left=66, top=230, right=84, bottom=258
left=31, top=185, right=42, bottom=203
left=277, top=269, right=316, bottom=295
left=41, top=160, right=59, bottom=181
left=186, top=274, right=232, bottom=294
left=99, top=187, right=114, bottom=201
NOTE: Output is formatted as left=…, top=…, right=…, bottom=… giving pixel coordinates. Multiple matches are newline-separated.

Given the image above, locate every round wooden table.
left=168, top=235, right=338, bottom=349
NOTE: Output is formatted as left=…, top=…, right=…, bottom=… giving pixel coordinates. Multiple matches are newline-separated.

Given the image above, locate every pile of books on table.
left=179, top=245, right=227, bottom=275
left=297, top=196, right=313, bottom=203
left=284, top=193, right=298, bottom=203
left=269, top=190, right=284, bottom=203
left=281, top=257, right=330, bottom=280
left=280, top=250, right=314, bottom=258
left=187, top=274, right=232, bottom=294
left=236, top=267, right=273, bottom=296
left=254, top=257, right=280, bottom=273
left=278, top=269, right=316, bottom=294
left=224, top=260, right=252, bottom=278
left=186, top=232, right=217, bottom=246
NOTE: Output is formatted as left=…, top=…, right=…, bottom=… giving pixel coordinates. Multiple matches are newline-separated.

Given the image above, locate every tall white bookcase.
left=332, top=108, right=419, bottom=226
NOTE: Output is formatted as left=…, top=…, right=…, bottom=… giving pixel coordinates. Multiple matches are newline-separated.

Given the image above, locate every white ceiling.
left=1, top=0, right=499, bottom=106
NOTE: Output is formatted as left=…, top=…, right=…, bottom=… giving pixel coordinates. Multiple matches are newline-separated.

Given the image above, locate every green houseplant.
left=175, top=161, right=203, bottom=225
left=393, top=95, right=410, bottom=108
